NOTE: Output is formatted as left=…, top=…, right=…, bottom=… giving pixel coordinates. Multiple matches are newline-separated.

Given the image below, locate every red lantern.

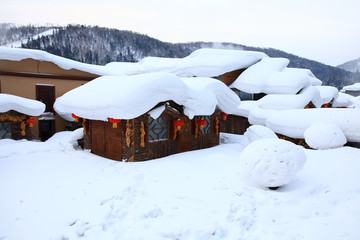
left=173, top=119, right=184, bottom=130
left=26, top=118, right=36, bottom=127
left=221, top=112, right=229, bottom=120
left=197, top=118, right=207, bottom=129
left=72, top=113, right=80, bottom=122
left=108, top=118, right=121, bottom=128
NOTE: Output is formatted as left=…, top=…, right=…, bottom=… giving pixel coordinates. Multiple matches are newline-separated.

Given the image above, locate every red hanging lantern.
left=108, top=118, right=121, bottom=128
left=220, top=112, right=229, bottom=120
left=197, top=118, right=207, bottom=129
left=72, top=113, right=80, bottom=122
left=173, top=118, right=184, bottom=130
left=26, top=118, right=36, bottom=127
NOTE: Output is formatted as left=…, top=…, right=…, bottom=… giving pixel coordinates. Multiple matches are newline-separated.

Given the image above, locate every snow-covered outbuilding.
left=0, top=93, right=45, bottom=140
left=341, top=82, right=360, bottom=97
left=0, top=47, right=120, bottom=140
left=55, top=72, right=240, bottom=161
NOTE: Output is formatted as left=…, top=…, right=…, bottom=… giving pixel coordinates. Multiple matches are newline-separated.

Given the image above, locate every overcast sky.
left=1, top=0, right=359, bottom=66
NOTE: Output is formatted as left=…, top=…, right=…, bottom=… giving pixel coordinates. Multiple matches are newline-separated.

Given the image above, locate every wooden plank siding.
left=84, top=109, right=222, bottom=161
left=220, top=115, right=250, bottom=135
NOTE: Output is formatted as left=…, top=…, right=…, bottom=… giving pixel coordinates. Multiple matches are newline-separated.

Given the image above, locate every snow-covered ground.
left=1, top=131, right=360, bottom=240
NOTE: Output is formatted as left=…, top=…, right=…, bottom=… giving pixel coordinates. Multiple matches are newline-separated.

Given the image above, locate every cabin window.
left=0, top=122, right=12, bottom=139
left=199, top=116, right=211, bottom=135
left=148, top=117, right=168, bottom=142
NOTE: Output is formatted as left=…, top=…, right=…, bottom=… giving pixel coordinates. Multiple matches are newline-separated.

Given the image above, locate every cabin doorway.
left=36, top=85, right=55, bottom=141
left=177, top=117, right=191, bottom=153
left=39, top=120, right=55, bottom=141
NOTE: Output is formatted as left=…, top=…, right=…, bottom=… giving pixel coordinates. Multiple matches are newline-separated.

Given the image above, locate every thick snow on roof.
left=0, top=93, right=45, bottom=116
left=342, top=82, right=360, bottom=91
left=230, top=58, right=316, bottom=94
left=315, top=86, right=339, bottom=104
left=0, top=47, right=118, bottom=76
left=266, top=108, right=360, bottom=142
left=181, top=77, right=241, bottom=115
left=257, top=86, right=322, bottom=110
left=283, top=68, right=322, bottom=86
left=105, top=48, right=267, bottom=77
left=333, top=92, right=354, bottom=108
left=54, top=72, right=240, bottom=121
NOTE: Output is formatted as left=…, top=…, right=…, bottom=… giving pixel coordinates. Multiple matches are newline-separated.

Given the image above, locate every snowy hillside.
left=1, top=131, right=360, bottom=239
left=1, top=23, right=358, bottom=89
left=337, top=57, right=360, bottom=73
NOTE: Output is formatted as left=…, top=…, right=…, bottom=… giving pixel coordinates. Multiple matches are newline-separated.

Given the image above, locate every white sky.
left=1, top=0, right=360, bottom=66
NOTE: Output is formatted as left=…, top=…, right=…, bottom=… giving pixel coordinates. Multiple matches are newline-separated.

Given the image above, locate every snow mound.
left=240, top=139, right=306, bottom=188
left=244, top=125, right=278, bottom=143
left=0, top=93, right=45, bottom=116
left=304, top=122, right=347, bottom=149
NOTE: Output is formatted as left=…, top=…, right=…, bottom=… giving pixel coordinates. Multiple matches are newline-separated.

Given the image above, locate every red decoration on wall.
left=173, top=119, right=184, bottom=130
left=72, top=113, right=80, bottom=122
left=26, top=118, right=36, bottom=127
left=197, top=119, right=207, bottom=129
left=220, top=112, right=229, bottom=120
left=108, top=118, right=122, bottom=128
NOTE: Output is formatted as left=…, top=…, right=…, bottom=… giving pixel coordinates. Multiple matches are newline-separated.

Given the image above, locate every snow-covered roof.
left=256, top=86, right=323, bottom=110
left=230, top=57, right=318, bottom=94
left=314, top=86, right=339, bottom=104
left=104, top=48, right=267, bottom=77
left=265, top=108, right=360, bottom=142
left=332, top=92, right=354, bottom=108
left=54, top=72, right=241, bottom=121
left=0, top=47, right=118, bottom=76
left=0, top=93, right=45, bottom=116
left=341, top=83, right=360, bottom=92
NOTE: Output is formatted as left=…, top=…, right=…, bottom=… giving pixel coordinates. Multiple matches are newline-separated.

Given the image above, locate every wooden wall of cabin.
left=85, top=110, right=221, bottom=162
left=0, top=111, right=35, bottom=140
left=220, top=115, right=250, bottom=135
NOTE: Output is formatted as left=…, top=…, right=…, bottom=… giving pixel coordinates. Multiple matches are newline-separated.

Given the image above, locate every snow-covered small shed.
left=0, top=93, right=45, bottom=140
left=55, top=72, right=240, bottom=161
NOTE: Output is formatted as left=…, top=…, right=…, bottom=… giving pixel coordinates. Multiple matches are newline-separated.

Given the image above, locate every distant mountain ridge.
left=1, top=23, right=359, bottom=89
left=337, top=58, right=360, bottom=73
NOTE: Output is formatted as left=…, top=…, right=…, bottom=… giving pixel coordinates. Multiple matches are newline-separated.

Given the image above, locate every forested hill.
left=1, top=24, right=358, bottom=89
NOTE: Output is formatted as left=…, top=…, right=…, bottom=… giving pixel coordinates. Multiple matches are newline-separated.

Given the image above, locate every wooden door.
left=39, top=120, right=55, bottom=141
left=104, top=123, right=122, bottom=161
left=177, top=117, right=191, bottom=153
left=91, top=121, right=106, bottom=157
left=36, top=85, right=55, bottom=113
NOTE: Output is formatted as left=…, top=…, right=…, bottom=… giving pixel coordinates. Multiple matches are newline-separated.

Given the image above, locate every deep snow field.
left=1, top=131, right=360, bottom=240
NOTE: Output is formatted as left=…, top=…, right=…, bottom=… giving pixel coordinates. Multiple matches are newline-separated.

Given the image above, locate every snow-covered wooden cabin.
left=0, top=47, right=115, bottom=140
left=104, top=48, right=268, bottom=135
left=55, top=72, right=240, bottom=161
left=0, top=93, right=45, bottom=140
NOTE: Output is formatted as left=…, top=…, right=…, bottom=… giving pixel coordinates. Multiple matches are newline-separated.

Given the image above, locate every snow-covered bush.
left=304, top=122, right=347, bottom=150
left=244, top=125, right=278, bottom=143
left=240, top=139, right=306, bottom=189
